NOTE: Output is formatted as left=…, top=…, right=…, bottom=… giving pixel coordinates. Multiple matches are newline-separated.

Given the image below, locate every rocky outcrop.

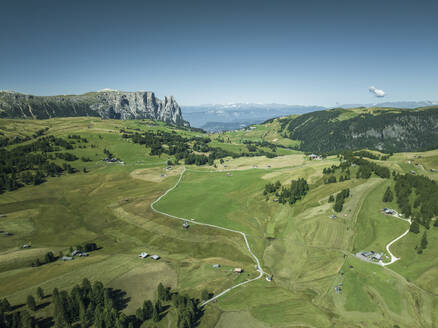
left=0, top=90, right=189, bottom=126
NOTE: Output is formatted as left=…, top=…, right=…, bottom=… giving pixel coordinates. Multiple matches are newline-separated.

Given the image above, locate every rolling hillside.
left=0, top=117, right=438, bottom=327
left=270, top=106, right=438, bottom=153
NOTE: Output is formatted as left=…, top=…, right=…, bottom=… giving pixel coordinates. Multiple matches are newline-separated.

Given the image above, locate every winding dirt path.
left=150, top=166, right=266, bottom=307
left=380, top=212, right=411, bottom=266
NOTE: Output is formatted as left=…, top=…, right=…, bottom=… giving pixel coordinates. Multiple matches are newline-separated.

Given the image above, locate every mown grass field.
left=1, top=117, right=438, bottom=327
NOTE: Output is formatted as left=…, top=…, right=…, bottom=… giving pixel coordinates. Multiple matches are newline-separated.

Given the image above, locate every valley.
left=0, top=116, right=437, bottom=327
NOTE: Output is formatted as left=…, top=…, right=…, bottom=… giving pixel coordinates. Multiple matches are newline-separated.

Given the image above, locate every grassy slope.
left=155, top=154, right=438, bottom=327
left=0, top=118, right=438, bottom=327
left=211, top=120, right=300, bottom=150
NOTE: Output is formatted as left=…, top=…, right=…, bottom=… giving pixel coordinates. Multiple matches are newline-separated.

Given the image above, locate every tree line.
left=0, top=279, right=205, bottom=328
left=264, top=178, right=309, bottom=205
left=123, top=130, right=278, bottom=166
left=279, top=106, right=438, bottom=153
left=0, top=135, right=81, bottom=193
left=333, top=188, right=350, bottom=212
left=394, top=173, right=438, bottom=231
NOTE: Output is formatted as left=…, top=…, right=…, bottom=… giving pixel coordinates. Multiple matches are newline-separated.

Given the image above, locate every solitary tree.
left=27, top=295, right=37, bottom=311
left=0, top=298, right=10, bottom=312
left=37, top=287, right=44, bottom=300
left=157, top=283, right=170, bottom=301
left=157, top=283, right=166, bottom=301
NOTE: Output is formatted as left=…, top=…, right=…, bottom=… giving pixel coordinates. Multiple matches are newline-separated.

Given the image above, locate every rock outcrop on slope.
left=0, top=90, right=189, bottom=126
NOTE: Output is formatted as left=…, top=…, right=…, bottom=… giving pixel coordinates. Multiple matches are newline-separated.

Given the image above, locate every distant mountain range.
left=181, top=103, right=325, bottom=132
left=339, top=100, right=438, bottom=109
left=182, top=101, right=438, bottom=132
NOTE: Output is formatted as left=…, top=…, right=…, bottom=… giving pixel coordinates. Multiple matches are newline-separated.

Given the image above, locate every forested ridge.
left=276, top=107, right=438, bottom=153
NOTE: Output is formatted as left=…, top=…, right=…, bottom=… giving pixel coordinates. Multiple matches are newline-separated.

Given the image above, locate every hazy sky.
left=1, top=0, right=437, bottom=106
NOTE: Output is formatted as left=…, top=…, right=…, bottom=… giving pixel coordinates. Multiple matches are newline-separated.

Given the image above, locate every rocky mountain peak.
left=0, top=90, right=189, bottom=126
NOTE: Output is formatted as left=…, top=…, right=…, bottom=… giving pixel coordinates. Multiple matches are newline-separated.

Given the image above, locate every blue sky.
left=1, top=0, right=437, bottom=106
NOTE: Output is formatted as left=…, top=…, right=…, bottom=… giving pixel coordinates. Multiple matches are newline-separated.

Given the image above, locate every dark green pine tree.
left=382, top=186, right=394, bottom=202
left=104, top=288, right=114, bottom=311
left=1, top=298, right=11, bottom=312
left=79, top=299, right=88, bottom=328
left=157, top=283, right=166, bottom=301
left=92, top=281, right=105, bottom=306
left=152, top=302, right=160, bottom=322
left=54, top=307, right=70, bottom=328
left=143, top=300, right=153, bottom=321
left=116, top=313, right=128, bottom=328
left=136, top=307, right=145, bottom=322
left=333, top=199, right=343, bottom=212
left=37, top=287, right=44, bottom=300
left=94, top=305, right=104, bottom=328
left=27, top=295, right=37, bottom=311
left=20, top=310, right=35, bottom=328
left=82, top=278, right=92, bottom=297
left=410, top=220, right=420, bottom=234
left=328, top=195, right=334, bottom=203
left=421, top=231, right=428, bottom=250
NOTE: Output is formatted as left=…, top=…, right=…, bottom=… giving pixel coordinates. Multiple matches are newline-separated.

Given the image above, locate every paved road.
left=150, top=166, right=267, bottom=307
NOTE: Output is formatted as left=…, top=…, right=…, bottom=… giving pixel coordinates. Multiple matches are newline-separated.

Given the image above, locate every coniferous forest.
left=0, top=280, right=204, bottom=328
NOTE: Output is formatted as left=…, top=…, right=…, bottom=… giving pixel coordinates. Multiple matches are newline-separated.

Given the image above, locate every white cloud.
left=369, top=86, right=385, bottom=97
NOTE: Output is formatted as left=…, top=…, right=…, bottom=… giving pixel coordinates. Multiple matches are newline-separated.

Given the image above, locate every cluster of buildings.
left=335, top=281, right=343, bottom=294
left=309, top=154, right=322, bottom=160
left=139, top=252, right=160, bottom=260
left=62, top=249, right=90, bottom=261
left=71, top=249, right=89, bottom=257
left=383, top=208, right=395, bottom=215
left=62, top=256, right=74, bottom=261
left=103, top=157, right=124, bottom=165
left=356, top=251, right=383, bottom=262
left=212, top=263, right=244, bottom=274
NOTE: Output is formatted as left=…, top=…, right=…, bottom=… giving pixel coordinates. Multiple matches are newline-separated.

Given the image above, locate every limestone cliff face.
left=0, top=90, right=189, bottom=126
